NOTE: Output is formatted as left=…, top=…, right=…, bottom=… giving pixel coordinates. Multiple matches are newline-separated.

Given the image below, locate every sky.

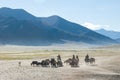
left=0, top=0, right=120, bottom=31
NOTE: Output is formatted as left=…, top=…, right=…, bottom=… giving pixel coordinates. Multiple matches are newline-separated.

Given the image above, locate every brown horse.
left=64, top=58, right=72, bottom=65
left=64, top=55, right=79, bottom=67
left=89, top=58, right=95, bottom=64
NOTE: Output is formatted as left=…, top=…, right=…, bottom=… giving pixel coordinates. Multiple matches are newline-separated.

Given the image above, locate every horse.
left=56, top=54, right=63, bottom=67
left=89, top=58, right=95, bottom=64
left=41, top=59, right=50, bottom=67
left=57, top=60, right=63, bottom=67
left=85, top=58, right=90, bottom=64
left=36, top=62, right=41, bottom=66
left=31, top=61, right=38, bottom=66
left=64, top=58, right=72, bottom=65
left=84, top=57, right=95, bottom=64
left=64, top=57, right=79, bottom=67
left=50, top=58, right=57, bottom=68
left=70, top=59, right=79, bottom=67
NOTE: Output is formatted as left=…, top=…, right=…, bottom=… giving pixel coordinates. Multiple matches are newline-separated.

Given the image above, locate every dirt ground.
left=0, top=45, right=120, bottom=80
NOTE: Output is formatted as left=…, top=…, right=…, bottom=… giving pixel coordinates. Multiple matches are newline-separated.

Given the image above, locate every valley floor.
left=0, top=45, right=120, bottom=80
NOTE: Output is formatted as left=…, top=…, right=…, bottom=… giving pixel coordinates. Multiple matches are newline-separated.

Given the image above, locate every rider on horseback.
left=57, top=54, right=63, bottom=67
left=57, top=54, right=61, bottom=61
left=85, top=54, right=89, bottom=59
left=85, top=54, right=90, bottom=64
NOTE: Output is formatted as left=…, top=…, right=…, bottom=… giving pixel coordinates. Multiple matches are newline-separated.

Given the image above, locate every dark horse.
left=84, top=54, right=95, bottom=64
left=41, top=59, right=50, bottom=67
left=31, top=61, right=39, bottom=66
left=31, top=59, right=50, bottom=67
left=50, top=58, right=57, bottom=68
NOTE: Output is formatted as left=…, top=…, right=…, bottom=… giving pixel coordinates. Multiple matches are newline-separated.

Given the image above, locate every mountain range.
left=0, top=7, right=117, bottom=46
left=95, top=29, right=120, bottom=39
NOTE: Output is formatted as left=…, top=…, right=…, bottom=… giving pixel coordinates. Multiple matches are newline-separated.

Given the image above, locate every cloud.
left=82, top=22, right=110, bottom=30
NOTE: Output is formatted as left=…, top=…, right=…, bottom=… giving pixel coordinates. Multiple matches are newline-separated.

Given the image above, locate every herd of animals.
left=31, top=54, right=95, bottom=68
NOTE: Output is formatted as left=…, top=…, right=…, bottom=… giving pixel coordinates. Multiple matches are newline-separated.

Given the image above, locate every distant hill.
left=0, top=7, right=117, bottom=46
left=0, top=7, right=37, bottom=20
left=116, top=38, right=120, bottom=43
left=95, top=29, right=120, bottom=39
left=41, top=16, right=116, bottom=44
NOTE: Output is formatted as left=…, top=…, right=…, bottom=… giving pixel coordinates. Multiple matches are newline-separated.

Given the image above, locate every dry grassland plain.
left=0, top=44, right=120, bottom=80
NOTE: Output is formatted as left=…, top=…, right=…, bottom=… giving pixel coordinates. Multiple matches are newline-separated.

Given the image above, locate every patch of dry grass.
left=0, top=48, right=120, bottom=60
